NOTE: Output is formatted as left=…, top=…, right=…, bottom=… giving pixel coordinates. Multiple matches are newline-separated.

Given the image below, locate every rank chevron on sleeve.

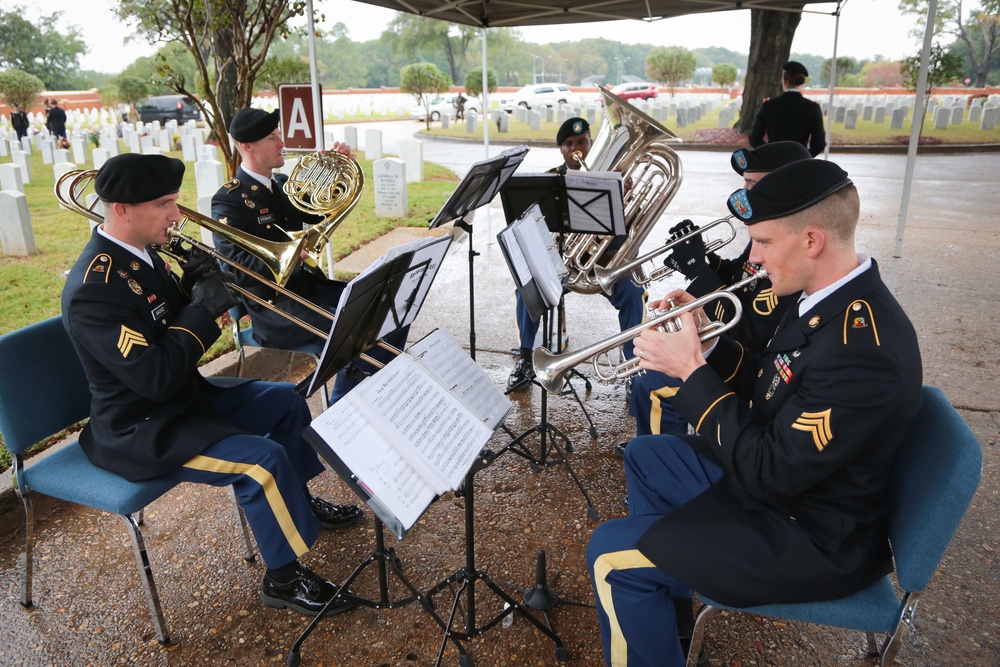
left=791, top=408, right=833, bottom=451
left=117, top=325, right=148, bottom=358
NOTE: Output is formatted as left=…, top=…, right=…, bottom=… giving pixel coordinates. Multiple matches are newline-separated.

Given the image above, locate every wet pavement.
left=1, top=134, right=998, bottom=666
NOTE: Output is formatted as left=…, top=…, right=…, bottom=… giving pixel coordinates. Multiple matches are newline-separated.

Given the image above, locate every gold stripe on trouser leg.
left=594, top=549, right=658, bottom=667
left=183, top=454, right=311, bottom=556
left=649, top=385, right=680, bottom=435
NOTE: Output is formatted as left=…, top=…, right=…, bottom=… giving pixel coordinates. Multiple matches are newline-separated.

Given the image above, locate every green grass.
left=0, top=143, right=457, bottom=469
left=418, top=104, right=1000, bottom=145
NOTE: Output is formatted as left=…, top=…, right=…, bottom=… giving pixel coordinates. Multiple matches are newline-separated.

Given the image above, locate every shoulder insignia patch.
left=224, top=178, right=241, bottom=193
left=753, top=288, right=779, bottom=316
left=117, top=325, right=148, bottom=358
left=84, top=254, right=112, bottom=284
left=842, top=300, right=880, bottom=346
left=792, top=408, right=833, bottom=451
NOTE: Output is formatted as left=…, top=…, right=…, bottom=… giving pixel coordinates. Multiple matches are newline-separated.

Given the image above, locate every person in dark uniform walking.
left=507, top=116, right=646, bottom=391
left=47, top=99, right=68, bottom=142
left=212, top=107, right=406, bottom=403
left=625, top=141, right=810, bottom=442
left=62, top=153, right=363, bottom=617
left=749, top=61, right=826, bottom=157
left=587, top=159, right=922, bottom=667
left=10, top=104, right=29, bottom=140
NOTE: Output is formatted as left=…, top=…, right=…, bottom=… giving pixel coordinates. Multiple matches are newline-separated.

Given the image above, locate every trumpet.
left=593, top=217, right=737, bottom=295
left=533, top=271, right=767, bottom=395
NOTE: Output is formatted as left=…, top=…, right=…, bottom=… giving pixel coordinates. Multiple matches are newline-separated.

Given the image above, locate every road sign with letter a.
left=278, top=83, right=322, bottom=151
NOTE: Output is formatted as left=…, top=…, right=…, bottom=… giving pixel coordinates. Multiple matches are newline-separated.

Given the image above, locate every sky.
left=40, top=0, right=922, bottom=75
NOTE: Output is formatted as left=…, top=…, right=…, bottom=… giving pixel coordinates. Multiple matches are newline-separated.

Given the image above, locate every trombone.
left=592, top=216, right=737, bottom=295
left=54, top=168, right=400, bottom=366
left=532, top=271, right=766, bottom=395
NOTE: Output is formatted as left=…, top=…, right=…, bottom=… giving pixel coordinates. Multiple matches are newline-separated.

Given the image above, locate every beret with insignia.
left=783, top=61, right=809, bottom=77
left=556, top=117, right=590, bottom=146
left=229, top=107, right=280, bottom=143
left=94, top=154, right=185, bottom=204
left=727, top=159, right=852, bottom=225
left=731, top=141, right=812, bottom=175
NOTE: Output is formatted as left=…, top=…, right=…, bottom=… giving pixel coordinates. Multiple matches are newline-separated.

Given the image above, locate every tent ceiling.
left=355, top=0, right=838, bottom=29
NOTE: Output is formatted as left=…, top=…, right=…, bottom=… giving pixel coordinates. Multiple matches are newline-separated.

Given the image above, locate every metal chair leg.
left=686, top=603, right=721, bottom=667
left=119, top=513, right=170, bottom=644
left=14, top=474, right=34, bottom=607
left=880, top=592, right=919, bottom=667
left=230, top=487, right=257, bottom=561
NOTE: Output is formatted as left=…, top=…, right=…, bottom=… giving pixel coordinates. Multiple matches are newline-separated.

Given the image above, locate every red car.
left=598, top=82, right=660, bottom=104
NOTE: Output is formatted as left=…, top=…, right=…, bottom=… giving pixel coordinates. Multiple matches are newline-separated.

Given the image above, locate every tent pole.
left=482, top=27, right=489, bottom=158
left=888, top=0, right=937, bottom=293
left=305, top=0, right=335, bottom=277
left=823, top=2, right=841, bottom=161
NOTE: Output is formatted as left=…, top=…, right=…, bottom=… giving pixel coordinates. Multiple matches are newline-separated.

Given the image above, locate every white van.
left=506, top=83, right=573, bottom=111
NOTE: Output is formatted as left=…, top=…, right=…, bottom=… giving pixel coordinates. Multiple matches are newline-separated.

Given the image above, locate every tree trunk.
left=736, top=7, right=803, bottom=134
left=214, top=27, right=240, bottom=177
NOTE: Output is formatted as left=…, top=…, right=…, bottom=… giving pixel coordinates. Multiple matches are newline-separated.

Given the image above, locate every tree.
left=0, top=8, right=88, bottom=90
left=400, top=62, right=451, bottom=130
left=737, top=7, right=804, bottom=134
left=711, top=63, right=739, bottom=92
left=645, top=46, right=696, bottom=96
left=902, top=43, right=966, bottom=96
left=115, top=75, right=149, bottom=124
left=116, top=0, right=311, bottom=175
left=0, top=68, right=44, bottom=111
left=464, top=67, right=497, bottom=98
left=388, top=14, right=477, bottom=86
left=899, top=0, right=999, bottom=88
left=860, top=60, right=904, bottom=87
left=257, top=55, right=311, bottom=94
left=820, top=56, right=858, bottom=86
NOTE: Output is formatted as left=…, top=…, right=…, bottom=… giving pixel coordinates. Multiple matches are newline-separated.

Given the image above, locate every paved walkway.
left=1, top=140, right=997, bottom=666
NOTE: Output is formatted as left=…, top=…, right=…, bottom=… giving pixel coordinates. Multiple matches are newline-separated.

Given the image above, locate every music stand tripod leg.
left=455, top=218, right=480, bottom=360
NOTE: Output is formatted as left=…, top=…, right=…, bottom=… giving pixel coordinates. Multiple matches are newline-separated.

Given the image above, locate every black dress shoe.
left=506, top=358, right=535, bottom=392
left=261, top=564, right=355, bottom=616
left=310, top=497, right=363, bottom=529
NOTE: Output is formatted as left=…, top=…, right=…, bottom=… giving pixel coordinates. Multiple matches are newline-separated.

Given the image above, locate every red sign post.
left=278, top=83, right=322, bottom=151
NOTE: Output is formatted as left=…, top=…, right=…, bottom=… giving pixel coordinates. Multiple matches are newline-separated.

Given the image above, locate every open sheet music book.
left=305, top=328, right=512, bottom=539
left=497, top=203, right=568, bottom=316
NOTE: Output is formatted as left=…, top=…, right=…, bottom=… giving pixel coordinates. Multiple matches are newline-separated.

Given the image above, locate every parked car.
left=131, top=95, right=202, bottom=123
left=410, top=93, right=481, bottom=121
left=505, top=83, right=572, bottom=111
left=596, top=82, right=660, bottom=104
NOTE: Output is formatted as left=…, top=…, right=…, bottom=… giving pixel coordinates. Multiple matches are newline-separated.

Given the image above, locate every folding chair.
left=686, top=386, right=983, bottom=667
left=0, top=316, right=255, bottom=644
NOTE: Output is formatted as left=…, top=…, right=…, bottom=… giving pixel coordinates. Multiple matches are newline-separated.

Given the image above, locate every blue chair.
left=685, top=386, right=983, bottom=667
left=0, top=317, right=254, bottom=644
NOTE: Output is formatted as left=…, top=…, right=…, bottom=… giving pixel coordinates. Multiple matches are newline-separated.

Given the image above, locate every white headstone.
left=12, top=150, right=32, bottom=184
left=54, top=148, right=71, bottom=165
left=0, top=137, right=7, bottom=157
left=950, top=106, right=964, bottom=125
left=0, top=163, right=24, bottom=193
left=586, top=106, right=597, bottom=125
left=197, top=195, right=216, bottom=247
left=0, top=191, right=36, bottom=256
left=126, top=130, right=141, bottom=154
left=890, top=107, right=906, bottom=130
left=324, top=128, right=336, bottom=148
left=969, top=105, right=982, bottom=123
left=92, top=147, right=111, bottom=170
left=364, top=129, right=383, bottom=160
left=933, top=107, right=950, bottom=130
left=194, top=160, right=225, bottom=200
left=197, top=144, right=218, bottom=162
left=373, top=158, right=407, bottom=218
left=441, top=113, right=450, bottom=129
left=84, top=193, right=105, bottom=230
left=980, top=107, right=998, bottom=131
left=140, top=134, right=157, bottom=154
left=71, top=135, right=89, bottom=164
left=528, top=110, right=542, bottom=131
left=844, top=109, right=858, bottom=130
left=498, top=112, right=510, bottom=132
left=343, top=126, right=359, bottom=151
left=181, top=134, right=197, bottom=162
left=465, top=111, right=477, bottom=134
left=40, top=138, right=55, bottom=165
left=874, top=106, right=887, bottom=124
left=158, top=129, right=172, bottom=151
left=19, top=136, right=32, bottom=154
left=398, top=139, right=423, bottom=183
left=862, top=105, right=873, bottom=121
left=545, top=106, right=555, bottom=123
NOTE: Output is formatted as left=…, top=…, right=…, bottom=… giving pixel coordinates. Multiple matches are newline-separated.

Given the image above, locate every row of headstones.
left=823, top=94, right=1000, bottom=131
left=0, top=106, right=127, bottom=137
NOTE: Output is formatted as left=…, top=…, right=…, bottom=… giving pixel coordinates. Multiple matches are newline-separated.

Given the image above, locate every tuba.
left=562, top=86, right=683, bottom=295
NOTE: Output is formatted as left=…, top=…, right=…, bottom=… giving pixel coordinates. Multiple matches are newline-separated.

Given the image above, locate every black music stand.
left=430, top=145, right=528, bottom=360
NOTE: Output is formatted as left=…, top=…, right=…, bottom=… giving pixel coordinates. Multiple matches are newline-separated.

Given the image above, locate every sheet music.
left=512, top=203, right=567, bottom=308
left=497, top=225, right=532, bottom=286
left=351, top=353, right=493, bottom=495
left=378, top=234, right=453, bottom=338
left=407, top=329, right=512, bottom=431
left=310, top=402, right=437, bottom=534
left=564, top=171, right=626, bottom=235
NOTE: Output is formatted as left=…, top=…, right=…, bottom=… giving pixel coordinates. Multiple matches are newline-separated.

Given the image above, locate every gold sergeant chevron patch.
left=792, top=409, right=833, bottom=451
left=753, top=288, right=779, bottom=316
left=117, top=325, right=148, bottom=358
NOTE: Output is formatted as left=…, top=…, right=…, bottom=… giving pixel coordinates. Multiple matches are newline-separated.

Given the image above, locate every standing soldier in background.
left=749, top=61, right=826, bottom=157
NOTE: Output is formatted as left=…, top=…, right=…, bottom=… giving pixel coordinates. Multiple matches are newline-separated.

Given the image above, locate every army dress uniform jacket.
left=686, top=241, right=797, bottom=355
left=748, top=90, right=826, bottom=157
left=211, top=167, right=346, bottom=349
left=61, top=230, right=245, bottom=482
left=636, top=260, right=922, bottom=607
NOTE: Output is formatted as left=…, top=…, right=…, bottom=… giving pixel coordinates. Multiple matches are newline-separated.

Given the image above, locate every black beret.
left=783, top=61, right=809, bottom=77
left=94, top=153, right=185, bottom=204
left=556, top=117, right=590, bottom=146
left=731, top=141, right=812, bottom=175
left=229, top=107, right=280, bottom=143
left=727, top=159, right=851, bottom=225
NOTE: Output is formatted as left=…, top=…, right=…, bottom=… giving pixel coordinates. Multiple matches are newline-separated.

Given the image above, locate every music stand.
left=430, top=145, right=528, bottom=360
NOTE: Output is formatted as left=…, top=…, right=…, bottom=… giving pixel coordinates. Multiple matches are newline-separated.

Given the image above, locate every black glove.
left=190, top=270, right=238, bottom=319
left=179, top=247, right=216, bottom=294
left=663, top=219, right=708, bottom=280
